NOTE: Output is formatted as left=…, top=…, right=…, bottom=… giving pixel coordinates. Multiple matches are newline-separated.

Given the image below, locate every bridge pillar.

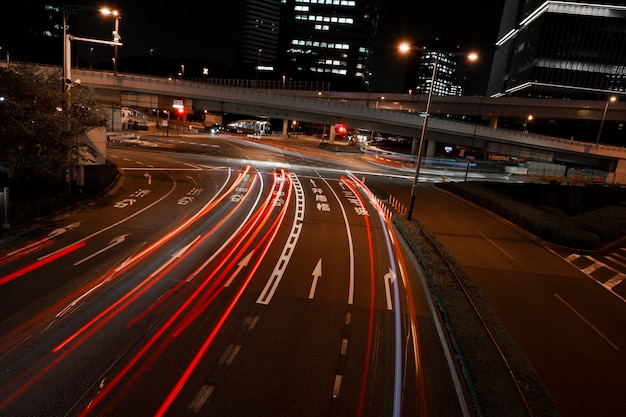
left=489, top=116, right=499, bottom=129
left=608, top=159, right=626, bottom=185
left=328, top=125, right=336, bottom=144
left=426, top=139, right=437, bottom=158
left=282, top=119, right=289, bottom=136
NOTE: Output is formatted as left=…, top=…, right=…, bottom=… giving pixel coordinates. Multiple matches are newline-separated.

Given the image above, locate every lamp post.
left=522, top=114, right=533, bottom=133
left=63, top=5, right=122, bottom=92
left=149, top=48, right=154, bottom=75
left=99, top=7, right=121, bottom=73
left=0, top=46, right=9, bottom=65
left=402, top=45, right=478, bottom=221
left=596, top=96, right=617, bottom=146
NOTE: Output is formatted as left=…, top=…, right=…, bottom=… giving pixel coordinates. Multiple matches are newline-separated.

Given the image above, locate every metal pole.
left=596, top=100, right=610, bottom=146
left=407, top=54, right=438, bottom=221
left=62, top=3, right=69, bottom=92
left=2, top=187, right=9, bottom=229
left=114, top=17, right=119, bottom=74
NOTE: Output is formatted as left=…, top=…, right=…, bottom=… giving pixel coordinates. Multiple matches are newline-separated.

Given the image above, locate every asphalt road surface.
left=1, top=132, right=624, bottom=417
left=0, top=135, right=470, bottom=416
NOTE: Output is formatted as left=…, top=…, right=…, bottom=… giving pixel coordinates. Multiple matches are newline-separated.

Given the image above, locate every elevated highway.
left=34, top=66, right=626, bottom=183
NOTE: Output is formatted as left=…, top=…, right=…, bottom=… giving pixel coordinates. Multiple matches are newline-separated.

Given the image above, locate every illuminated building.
left=236, top=0, right=281, bottom=72
left=414, top=47, right=466, bottom=97
left=276, top=0, right=380, bottom=90
left=488, top=0, right=626, bottom=99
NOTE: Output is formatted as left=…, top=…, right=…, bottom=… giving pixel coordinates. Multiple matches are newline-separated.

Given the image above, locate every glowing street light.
left=402, top=43, right=478, bottom=221
left=522, top=114, right=533, bottom=133
left=596, top=96, right=617, bottom=146
left=100, top=8, right=121, bottom=73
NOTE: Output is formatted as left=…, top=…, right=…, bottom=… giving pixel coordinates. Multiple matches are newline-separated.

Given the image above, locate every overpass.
left=65, top=68, right=626, bottom=184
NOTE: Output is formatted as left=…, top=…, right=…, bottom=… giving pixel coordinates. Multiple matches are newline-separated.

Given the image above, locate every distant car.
left=204, top=123, right=222, bottom=134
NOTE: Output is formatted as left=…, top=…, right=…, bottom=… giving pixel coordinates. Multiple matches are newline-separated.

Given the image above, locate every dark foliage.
left=438, top=182, right=626, bottom=249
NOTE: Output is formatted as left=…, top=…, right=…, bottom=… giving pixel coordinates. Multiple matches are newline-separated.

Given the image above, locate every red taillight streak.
left=125, top=172, right=261, bottom=328
left=154, top=172, right=293, bottom=417
left=52, top=169, right=255, bottom=353
left=111, top=167, right=251, bottom=275
left=389, top=232, right=427, bottom=416
left=169, top=174, right=288, bottom=338
left=130, top=171, right=272, bottom=335
left=79, top=173, right=292, bottom=416
left=349, top=173, right=427, bottom=414
left=341, top=177, right=377, bottom=417
left=1, top=171, right=257, bottom=410
left=0, top=241, right=86, bottom=286
left=0, top=237, right=53, bottom=267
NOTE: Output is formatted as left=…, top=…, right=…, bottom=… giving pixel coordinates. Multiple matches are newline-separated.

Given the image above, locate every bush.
left=437, top=182, right=626, bottom=250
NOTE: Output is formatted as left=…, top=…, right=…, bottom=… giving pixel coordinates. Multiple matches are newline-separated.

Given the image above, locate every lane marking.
left=555, top=293, right=619, bottom=351
left=477, top=230, right=514, bottom=260
left=188, top=385, right=214, bottom=412
left=256, top=173, right=304, bottom=305
left=332, top=374, right=342, bottom=398
left=218, top=344, right=242, bottom=365
left=384, top=268, right=396, bottom=311
left=324, top=179, right=356, bottom=305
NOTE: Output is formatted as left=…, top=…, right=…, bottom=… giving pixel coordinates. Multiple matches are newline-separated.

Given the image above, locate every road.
left=2, top=132, right=625, bottom=417
left=364, top=174, right=626, bottom=417
left=0, top=135, right=469, bottom=416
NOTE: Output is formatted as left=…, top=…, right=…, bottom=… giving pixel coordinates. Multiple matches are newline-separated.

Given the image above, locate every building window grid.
left=533, top=13, right=626, bottom=90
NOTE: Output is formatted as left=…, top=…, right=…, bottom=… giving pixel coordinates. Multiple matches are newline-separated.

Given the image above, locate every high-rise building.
left=276, top=0, right=380, bottom=91
left=487, top=0, right=626, bottom=99
left=413, top=39, right=467, bottom=97
left=236, top=0, right=282, bottom=74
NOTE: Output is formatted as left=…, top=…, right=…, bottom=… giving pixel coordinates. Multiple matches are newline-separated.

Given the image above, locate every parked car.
left=203, top=123, right=222, bottom=134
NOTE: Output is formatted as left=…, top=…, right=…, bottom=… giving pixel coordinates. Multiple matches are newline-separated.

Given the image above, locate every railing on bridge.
left=171, top=76, right=331, bottom=92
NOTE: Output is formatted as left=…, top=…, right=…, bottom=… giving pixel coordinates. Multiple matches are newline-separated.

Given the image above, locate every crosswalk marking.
left=563, top=251, right=626, bottom=300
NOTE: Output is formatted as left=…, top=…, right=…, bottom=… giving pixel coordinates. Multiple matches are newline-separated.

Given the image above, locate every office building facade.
left=236, top=0, right=282, bottom=72
left=413, top=39, right=467, bottom=97
left=276, top=0, right=380, bottom=90
left=488, top=0, right=626, bottom=99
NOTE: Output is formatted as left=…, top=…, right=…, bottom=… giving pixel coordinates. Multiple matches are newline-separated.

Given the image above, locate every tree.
left=0, top=64, right=106, bottom=188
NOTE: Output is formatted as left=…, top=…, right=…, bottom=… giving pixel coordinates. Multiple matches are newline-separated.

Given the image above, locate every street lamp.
left=149, top=48, right=154, bottom=75
left=99, top=7, right=121, bottom=73
left=63, top=5, right=123, bottom=93
left=522, top=114, right=533, bottom=133
left=403, top=45, right=478, bottom=221
left=596, top=96, right=617, bottom=146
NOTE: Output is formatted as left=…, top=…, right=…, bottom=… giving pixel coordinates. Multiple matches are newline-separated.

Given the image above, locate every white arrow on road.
left=186, top=175, right=198, bottom=186
left=48, top=222, right=81, bottom=239
left=384, top=268, right=397, bottom=311
left=309, top=258, right=323, bottom=299
left=73, top=234, right=130, bottom=266
left=225, top=251, right=254, bottom=287
left=145, top=173, right=152, bottom=185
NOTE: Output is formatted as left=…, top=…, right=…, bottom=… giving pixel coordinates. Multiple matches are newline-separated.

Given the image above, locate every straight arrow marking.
left=225, top=251, right=254, bottom=287
left=73, top=234, right=130, bottom=266
left=309, top=258, right=322, bottom=299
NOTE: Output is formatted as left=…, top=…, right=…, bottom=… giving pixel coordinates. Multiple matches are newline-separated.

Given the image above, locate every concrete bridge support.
left=282, top=119, right=289, bottom=136
left=609, top=159, right=626, bottom=184
left=426, top=139, right=437, bottom=158
left=328, top=125, right=336, bottom=144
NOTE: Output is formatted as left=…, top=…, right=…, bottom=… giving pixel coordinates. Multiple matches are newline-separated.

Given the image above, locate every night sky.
left=74, top=1, right=505, bottom=93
